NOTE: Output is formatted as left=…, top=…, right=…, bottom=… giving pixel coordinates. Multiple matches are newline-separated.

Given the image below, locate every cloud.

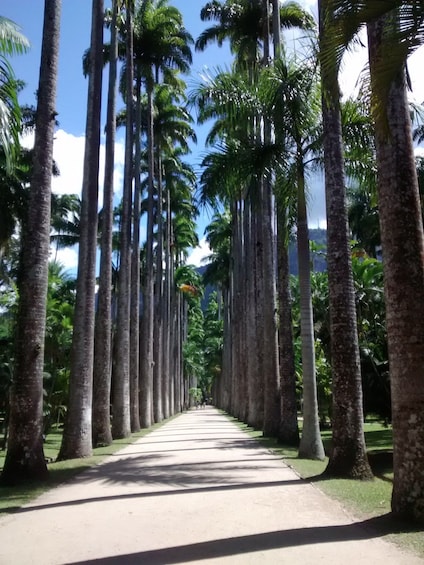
left=21, top=129, right=126, bottom=208
left=50, top=245, right=79, bottom=274
left=186, top=238, right=212, bottom=268
left=21, top=129, right=125, bottom=275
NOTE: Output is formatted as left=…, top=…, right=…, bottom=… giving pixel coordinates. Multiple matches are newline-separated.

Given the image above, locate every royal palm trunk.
left=368, top=14, right=424, bottom=521
left=262, top=178, right=280, bottom=437
left=1, top=0, right=61, bottom=483
left=276, top=208, right=299, bottom=446
left=92, top=0, right=118, bottom=448
left=139, top=84, right=155, bottom=428
left=129, top=73, right=142, bottom=433
left=319, top=0, right=372, bottom=479
left=111, top=1, right=133, bottom=440
left=297, top=161, right=325, bottom=460
left=59, top=0, right=103, bottom=460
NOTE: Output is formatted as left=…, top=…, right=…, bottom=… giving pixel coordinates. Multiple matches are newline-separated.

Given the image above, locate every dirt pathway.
left=0, top=407, right=422, bottom=564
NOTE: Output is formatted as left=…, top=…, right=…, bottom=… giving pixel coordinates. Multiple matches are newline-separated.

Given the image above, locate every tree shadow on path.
left=67, top=514, right=421, bottom=565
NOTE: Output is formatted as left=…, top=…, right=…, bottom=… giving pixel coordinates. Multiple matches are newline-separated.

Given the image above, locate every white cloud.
left=299, top=0, right=317, bottom=13
left=21, top=129, right=125, bottom=276
left=50, top=245, right=79, bottom=273
left=186, top=238, right=212, bottom=268
left=21, top=129, right=126, bottom=209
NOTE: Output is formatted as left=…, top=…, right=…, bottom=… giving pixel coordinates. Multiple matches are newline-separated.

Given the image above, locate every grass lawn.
left=232, top=417, right=424, bottom=559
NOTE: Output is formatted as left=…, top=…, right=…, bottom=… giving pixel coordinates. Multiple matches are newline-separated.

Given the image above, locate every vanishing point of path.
left=0, top=407, right=422, bottom=565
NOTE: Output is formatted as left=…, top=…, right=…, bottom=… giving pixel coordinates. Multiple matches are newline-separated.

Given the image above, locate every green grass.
left=0, top=417, right=178, bottom=514
left=229, top=416, right=424, bottom=559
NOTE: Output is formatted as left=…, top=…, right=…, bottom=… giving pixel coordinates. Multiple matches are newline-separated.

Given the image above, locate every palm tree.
left=276, top=189, right=299, bottom=445
left=367, top=8, right=424, bottom=521
left=323, top=0, right=424, bottom=515
left=196, top=0, right=315, bottom=435
left=203, top=211, right=231, bottom=408
left=130, top=0, right=193, bottom=427
left=92, top=0, right=120, bottom=447
left=1, top=0, right=61, bottom=484
left=58, top=0, right=104, bottom=460
left=161, top=150, right=197, bottom=416
left=50, top=194, right=81, bottom=258
left=151, top=85, right=196, bottom=422
left=265, top=55, right=325, bottom=458
left=318, top=0, right=372, bottom=478
left=112, top=0, right=133, bottom=440
left=196, top=0, right=315, bottom=69
left=0, top=16, right=29, bottom=169
left=0, top=145, right=32, bottom=259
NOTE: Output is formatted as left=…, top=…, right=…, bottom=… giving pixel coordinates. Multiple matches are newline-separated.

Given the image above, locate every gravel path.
left=0, top=407, right=422, bottom=564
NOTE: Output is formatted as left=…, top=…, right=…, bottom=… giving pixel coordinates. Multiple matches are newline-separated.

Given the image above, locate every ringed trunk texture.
left=319, top=0, right=372, bottom=479
left=92, top=0, right=118, bottom=448
left=368, top=16, right=424, bottom=521
left=246, top=200, right=262, bottom=428
left=139, top=85, right=155, bottom=428
left=276, top=209, right=299, bottom=446
left=59, top=0, right=103, bottom=460
left=129, top=74, right=142, bottom=434
left=261, top=179, right=280, bottom=437
left=111, top=3, right=133, bottom=440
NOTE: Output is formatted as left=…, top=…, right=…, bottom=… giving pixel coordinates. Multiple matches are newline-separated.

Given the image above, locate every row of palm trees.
left=1, top=0, right=201, bottom=478
left=192, top=0, right=424, bottom=522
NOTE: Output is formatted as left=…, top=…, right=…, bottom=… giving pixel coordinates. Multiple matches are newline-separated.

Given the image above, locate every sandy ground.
left=0, top=407, right=422, bottom=565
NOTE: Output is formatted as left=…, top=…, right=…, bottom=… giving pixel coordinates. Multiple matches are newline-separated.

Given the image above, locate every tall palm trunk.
left=153, top=156, right=164, bottom=423
left=261, top=176, right=280, bottom=437
left=368, top=14, right=424, bottom=521
left=319, top=0, right=371, bottom=479
left=59, top=0, right=103, bottom=460
left=230, top=200, right=243, bottom=418
left=162, top=185, right=172, bottom=419
left=276, top=206, right=299, bottom=445
left=168, top=250, right=176, bottom=416
left=140, top=82, right=155, bottom=427
left=253, top=189, right=266, bottom=429
left=245, top=198, right=261, bottom=427
left=261, top=0, right=280, bottom=437
left=296, top=159, right=325, bottom=460
left=272, top=0, right=298, bottom=446
left=222, top=286, right=232, bottom=411
left=112, top=1, right=133, bottom=439
left=1, top=0, right=61, bottom=484
left=92, top=0, right=118, bottom=448
left=129, top=71, right=142, bottom=433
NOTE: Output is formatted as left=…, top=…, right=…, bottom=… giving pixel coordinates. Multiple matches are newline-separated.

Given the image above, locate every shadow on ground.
left=66, top=514, right=420, bottom=565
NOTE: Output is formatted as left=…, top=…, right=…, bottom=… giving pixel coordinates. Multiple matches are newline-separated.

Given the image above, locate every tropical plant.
left=0, top=15, right=29, bottom=169
left=43, top=262, right=75, bottom=434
